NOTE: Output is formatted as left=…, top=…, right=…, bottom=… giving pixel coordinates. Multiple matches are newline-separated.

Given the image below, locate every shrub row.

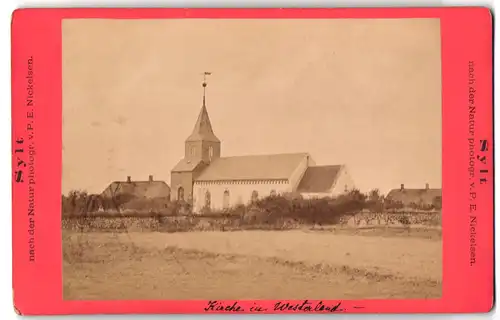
left=62, top=189, right=441, bottom=231
left=62, top=210, right=440, bottom=233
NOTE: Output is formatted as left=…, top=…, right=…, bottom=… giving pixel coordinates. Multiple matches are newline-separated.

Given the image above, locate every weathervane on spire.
left=201, top=72, right=212, bottom=106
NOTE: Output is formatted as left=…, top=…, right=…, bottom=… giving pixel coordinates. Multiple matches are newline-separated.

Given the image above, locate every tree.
left=432, top=196, right=442, bottom=210
left=368, top=189, right=381, bottom=202
left=62, top=190, right=90, bottom=216
left=366, top=189, right=384, bottom=212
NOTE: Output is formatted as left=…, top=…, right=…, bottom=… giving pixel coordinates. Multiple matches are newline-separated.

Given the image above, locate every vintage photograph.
left=62, top=18, right=442, bottom=300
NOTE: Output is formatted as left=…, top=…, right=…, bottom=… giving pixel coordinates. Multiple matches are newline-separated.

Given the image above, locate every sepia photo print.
left=62, top=18, right=442, bottom=300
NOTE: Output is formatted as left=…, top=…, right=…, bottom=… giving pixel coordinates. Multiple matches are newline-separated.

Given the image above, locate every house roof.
left=171, top=159, right=203, bottom=172
left=296, top=165, right=343, bottom=193
left=386, top=187, right=441, bottom=205
left=102, top=180, right=171, bottom=199
left=195, top=153, right=310, bottom=181
left=185, top=104, right=220, bottom=143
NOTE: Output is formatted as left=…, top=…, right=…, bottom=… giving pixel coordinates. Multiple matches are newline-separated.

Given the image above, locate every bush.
left=61, top=188, right=442, bottom=231
left=233, top=190, right=370, bottom=226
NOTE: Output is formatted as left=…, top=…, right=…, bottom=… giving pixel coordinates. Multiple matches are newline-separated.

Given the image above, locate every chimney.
left=400, top=184, right=404, bottom=191
left=127, top=176, right=131, bottom=183
left=149, top=175, right=153, bottom=182
left=425, top=183, right=429, bottom=190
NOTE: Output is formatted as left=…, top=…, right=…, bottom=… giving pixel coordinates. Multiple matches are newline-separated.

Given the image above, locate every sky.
left=62, top=18, right=442, bottom=195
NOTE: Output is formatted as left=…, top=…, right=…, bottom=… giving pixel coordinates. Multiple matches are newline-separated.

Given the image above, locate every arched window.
left=205, top=191, right=211, bottom=209
left=251, top=190, right=259, bottom=202
left=177, top=187, right=184, bottom=201
left=190, top=146, right=196, bottom=156
left=208, top=146, right=214, bottom=160
left=270, top=190, right=277, bottom=197
left=223, top=190, right=230, bottom=209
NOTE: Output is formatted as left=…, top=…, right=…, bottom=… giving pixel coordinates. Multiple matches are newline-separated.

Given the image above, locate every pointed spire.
left=186, top=73, right=219, bottom=143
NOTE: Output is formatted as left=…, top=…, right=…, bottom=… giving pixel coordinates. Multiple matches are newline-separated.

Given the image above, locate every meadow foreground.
left=63, top=229, right=442, bottom=300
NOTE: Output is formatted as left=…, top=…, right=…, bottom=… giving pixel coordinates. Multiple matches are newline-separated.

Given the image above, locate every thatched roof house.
left=101, top=175, right=170, bottom=200
left=386, top=183, right=441, bottom=209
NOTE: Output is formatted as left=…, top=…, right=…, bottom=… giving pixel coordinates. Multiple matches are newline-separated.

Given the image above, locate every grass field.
left=63, top=228, right=442, bottom=300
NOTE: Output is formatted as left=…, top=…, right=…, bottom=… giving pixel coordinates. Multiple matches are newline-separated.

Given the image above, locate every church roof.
left=195, top=153, right=310, bottom=181
left=171, top=159, right=203, bottom=172
left=185, top=105, right=220, bottom=143
left=296, top=165, right=344, bottom=193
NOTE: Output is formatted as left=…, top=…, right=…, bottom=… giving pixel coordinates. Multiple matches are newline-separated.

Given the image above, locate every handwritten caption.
left=13, top=56, right=37, bottom=263
left=203, top=300, right=363, bottom=313
left=467, top=60, right=489, bottom=267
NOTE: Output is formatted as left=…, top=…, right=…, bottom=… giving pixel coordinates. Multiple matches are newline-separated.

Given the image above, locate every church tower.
left=184, top=74, right=221, bottom=163
left=170, top=73, right=220, bottom=203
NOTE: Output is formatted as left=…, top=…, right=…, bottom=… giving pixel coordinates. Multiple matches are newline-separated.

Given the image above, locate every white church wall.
left=300, top=166, right=355, bottom=200
left=301, top=192, right=332, bottom=200
left=192, top=180, right=292, bottom=213
left=289, top=155, right=314, bottom=191
left=331, top=166, right=355, bottom=196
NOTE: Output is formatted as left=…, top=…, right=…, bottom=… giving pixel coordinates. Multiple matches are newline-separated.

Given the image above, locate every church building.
left=171, top=79, right=355, bottom=214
